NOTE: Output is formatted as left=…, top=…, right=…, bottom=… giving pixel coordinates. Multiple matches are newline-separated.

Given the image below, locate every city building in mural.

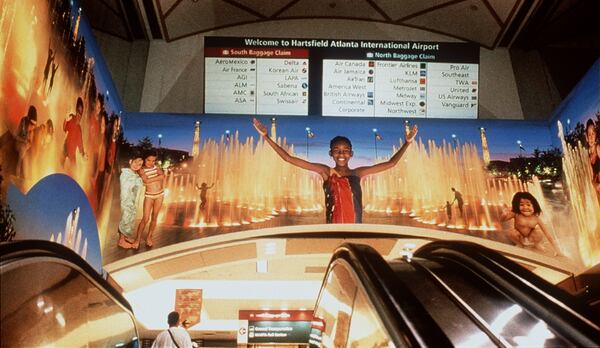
left=50, top=207, right=88, bottom=260
left=480, top=127, right=490, bottom=165
left=191, top=121, right=201, bottom=158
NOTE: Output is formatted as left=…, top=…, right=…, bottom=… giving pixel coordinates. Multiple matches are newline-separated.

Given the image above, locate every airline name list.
left=205, top=48, right=309, bottom=115
left=322, top=60, right=478, bottom=118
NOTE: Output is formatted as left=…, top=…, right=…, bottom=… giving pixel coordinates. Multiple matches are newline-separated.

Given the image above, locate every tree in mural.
left=533, top=147, right=562, bottom=179
left=564, top=121, right=586, bottom=148
left=564, top=112, right=600, bottom=149
left=0, top=165, right=17, bottom=242
left=137, top=136, right=154, bottom=152
left=0, top=204, right=16, bottom=242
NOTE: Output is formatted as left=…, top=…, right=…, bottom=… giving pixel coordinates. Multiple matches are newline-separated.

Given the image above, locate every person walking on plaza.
left=451, top=187, right=464, bottom=218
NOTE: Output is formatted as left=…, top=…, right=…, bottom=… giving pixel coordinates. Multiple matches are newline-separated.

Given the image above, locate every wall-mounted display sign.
left=205, top=47, right=309, bottom=115
left=322, top=60, right=478, bottom=118
left=174, top=289, right=203, bottom=326
left=247, top=320, right=311, bottom=343
left=308, top=317, right=325, bottom=348
left=204, top=37, right=479, bottom=118
left=238, top=310, right=314, bottom=344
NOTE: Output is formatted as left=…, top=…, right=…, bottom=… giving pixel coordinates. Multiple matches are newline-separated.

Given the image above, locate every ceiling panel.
left=145, top=243, right=257, bottom=278
left=285, top=238, right=397, bottom=256
left=82, top=0, right=585, bottom=51
left=549, top=0, right=580, bottom=21
left=371, top=0, right=455, bottom=21
left=403, top=0, right=501, bottom=47
left=145, top=250, right=207, bottom=279
left=179, top=255, right=330, bottom=280
left=158, top=0, right=180, bottom=14
left=105, top=0, right=122, bottom=13
left=305, top=266, right=327, bottom=273
left=278, top=0, right=386, bottom=21
left=286, top=238, right=345, bottom=255
left=165, top=0, right=260, bottom=40
left=79, top=0, right=130, bottom=40
left=487, top=0, right=521, bottom=23
left=230, top=0, right=297, bottom=17
left=201, top=299, right=316, bottom=320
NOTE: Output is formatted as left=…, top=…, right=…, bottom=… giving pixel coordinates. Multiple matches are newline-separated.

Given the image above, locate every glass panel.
left=314, top=262, right=357, bottom=348
left=427, top=260, right=570, bottom=347
left=389, top=260, right=494, bottom=346
left=1, top=262, right=89, bottom=347
left=87, top=285, right=138, bottom=347
left=346, top=289, right=393, bottom=348
left=1, top=261, right=138, bottom=347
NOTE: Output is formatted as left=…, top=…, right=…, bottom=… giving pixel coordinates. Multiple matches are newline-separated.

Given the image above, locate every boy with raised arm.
left=253, top=118, right=417, bottom=223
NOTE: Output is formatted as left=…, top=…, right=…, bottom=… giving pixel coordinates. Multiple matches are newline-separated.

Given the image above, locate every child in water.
left=195, top=182, right=214, bottom=209
left=444, top=201, right=453, bottom=223
left=501, top=191, right=561, bottom=255
left=253, top=118, right=417, bottom=223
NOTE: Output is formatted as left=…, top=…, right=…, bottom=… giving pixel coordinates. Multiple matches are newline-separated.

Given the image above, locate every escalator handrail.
left=414, top=240, right=600, bottom=346
left=0, top=240, right=134, bottom=313
left=321, top=243, right=453, bottom=348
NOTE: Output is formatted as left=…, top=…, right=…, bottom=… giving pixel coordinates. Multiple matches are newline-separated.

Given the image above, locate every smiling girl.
left=586, top=119, right=600, bottom=200
left=117, top=151, right=143, bottom=249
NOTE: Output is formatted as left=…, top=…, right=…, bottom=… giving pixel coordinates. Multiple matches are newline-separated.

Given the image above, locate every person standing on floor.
left=151, top=311, right=193, bottom=348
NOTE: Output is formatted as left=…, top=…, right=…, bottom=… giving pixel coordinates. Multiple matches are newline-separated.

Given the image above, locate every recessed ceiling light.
left=55, top=312, right=66, bottom=328
left=256, top=260, right=268, bottom=273
left=265, top=241, right=277, bottom=255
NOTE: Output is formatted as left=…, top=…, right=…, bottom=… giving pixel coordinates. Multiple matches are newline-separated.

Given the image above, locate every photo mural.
left=1, top=0, right=598, bottom=275
left=108, top=113, right=588, bottom=266
left=0, top=0, right=123, bottom=272
left=549, top=58, right=600, bottom=268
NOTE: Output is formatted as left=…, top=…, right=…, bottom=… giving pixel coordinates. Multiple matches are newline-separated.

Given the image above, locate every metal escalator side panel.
left=1, top=240, right=133, bottom=312
left=414, top=240, right=600, bottom=346
left=1, top=240, right=139, bottom=347
left=313, top=243, right=452, bottom=348
left=400, top=258, right=513, bottom=347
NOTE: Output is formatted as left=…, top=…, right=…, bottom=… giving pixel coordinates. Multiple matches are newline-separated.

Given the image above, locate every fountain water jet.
left=557, top=121, right=600, bottom=267
left=159, top=132, right=550, bottom=241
